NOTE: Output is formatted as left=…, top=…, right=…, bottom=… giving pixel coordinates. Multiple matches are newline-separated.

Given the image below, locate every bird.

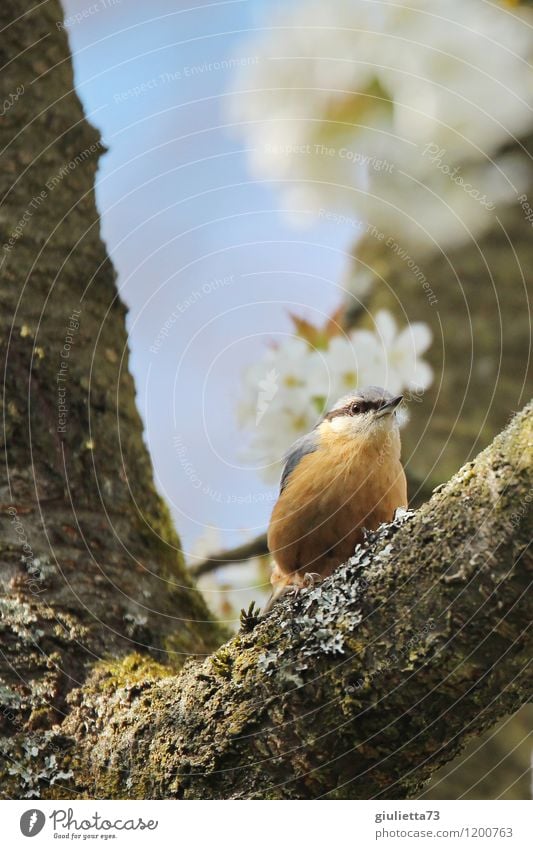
left=263, top=386, right=408, bottom=613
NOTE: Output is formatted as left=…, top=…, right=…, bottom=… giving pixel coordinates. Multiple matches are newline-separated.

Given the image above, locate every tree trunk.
left=346, top=150, right=533, bottom=495
left=0, top=1, right=531, bottom=801
left=0, top=0, right=224, bottom=741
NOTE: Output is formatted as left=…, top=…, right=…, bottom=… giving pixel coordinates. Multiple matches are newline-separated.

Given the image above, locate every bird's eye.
left=350, top=402, right=361, bottom=415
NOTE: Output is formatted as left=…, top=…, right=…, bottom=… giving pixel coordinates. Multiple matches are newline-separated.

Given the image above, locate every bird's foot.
left=263, top=573, right=324, bottom=614
left=393, top=506, right=409, bottom=521
left=302, top=572, right=323, bottom=590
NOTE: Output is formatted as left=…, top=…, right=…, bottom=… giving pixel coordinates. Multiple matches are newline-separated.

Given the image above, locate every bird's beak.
left=375, top=395, right=403, bottom=417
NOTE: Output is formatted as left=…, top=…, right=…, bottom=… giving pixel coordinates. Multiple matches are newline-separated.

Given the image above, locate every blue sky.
left=62, top=0, right=354, bottom=557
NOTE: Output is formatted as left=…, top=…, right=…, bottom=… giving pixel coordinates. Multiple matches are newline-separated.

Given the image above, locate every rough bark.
left=0, top=0, right=224, bottom=744
left=347, top=149, right=533, bottom=495
left=340, top=31, right=533, bottom=794
left=38, top=402, right=533, bottom=799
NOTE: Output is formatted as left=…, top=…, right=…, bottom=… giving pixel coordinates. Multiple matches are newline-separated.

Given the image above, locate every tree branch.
left=189, top=533, right=269, bottom=578
left=45, top=401, right=531, bottom=800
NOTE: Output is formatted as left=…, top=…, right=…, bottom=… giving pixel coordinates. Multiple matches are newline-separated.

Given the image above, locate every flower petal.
left=407, top=359, right=434, bottom=393
left=374, top=310, right=397, bottom=348
left=397, top=321, right=433, bottom=356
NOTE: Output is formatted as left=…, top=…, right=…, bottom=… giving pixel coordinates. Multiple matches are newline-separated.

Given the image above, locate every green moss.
left=90, top=653, right=172, bottom=693
left=210, top=646, right=233, bottom=679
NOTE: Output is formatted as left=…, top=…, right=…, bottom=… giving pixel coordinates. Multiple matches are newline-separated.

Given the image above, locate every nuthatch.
left=264, top=386, right=407, bottom=613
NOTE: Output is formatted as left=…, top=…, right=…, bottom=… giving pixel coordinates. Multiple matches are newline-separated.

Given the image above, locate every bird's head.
left=318, top=386, right=407, bottom=441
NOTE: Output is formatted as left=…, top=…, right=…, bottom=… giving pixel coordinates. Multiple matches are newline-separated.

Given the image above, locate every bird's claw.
left=282, top=573, right=323, bottom=605
left=302, top=572, right=323, bottom=590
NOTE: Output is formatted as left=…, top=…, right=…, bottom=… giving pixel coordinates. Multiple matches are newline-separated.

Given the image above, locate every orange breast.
left=267, top=436, right=407, bottom=580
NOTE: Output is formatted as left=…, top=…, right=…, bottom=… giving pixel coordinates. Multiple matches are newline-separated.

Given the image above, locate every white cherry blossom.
left=237, top=310, right=433, bottom=479
left=229, top=0, right=533, bottom=248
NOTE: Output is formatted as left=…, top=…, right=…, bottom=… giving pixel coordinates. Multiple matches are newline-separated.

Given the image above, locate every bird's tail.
left=260, top=582, right=289, bottom=616
left=260, top=561, right=298, bottom=616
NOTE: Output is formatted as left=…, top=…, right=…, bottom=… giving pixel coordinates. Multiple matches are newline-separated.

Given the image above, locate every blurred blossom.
left=229, top=0, right=533, bottom=249
left=237, top=337, right=318, bottom=424
left=190, top=527, right=270, bottom=626
left=241, top=386, right=320, bottom=484
left=188, top=526, right=223, bottom=565
left=237, top=310, right=433, bottom=480
left=373, top=309, right=433, bottom=393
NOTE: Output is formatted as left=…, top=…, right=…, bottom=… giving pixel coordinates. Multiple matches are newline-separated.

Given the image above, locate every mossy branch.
left=49, top=402, right=532, bottom=800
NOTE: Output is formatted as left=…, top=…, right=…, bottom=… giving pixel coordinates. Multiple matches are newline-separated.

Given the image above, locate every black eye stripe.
left=324, top=407, right=351, bottom=421
left=324, top=398, right=388, bottom=421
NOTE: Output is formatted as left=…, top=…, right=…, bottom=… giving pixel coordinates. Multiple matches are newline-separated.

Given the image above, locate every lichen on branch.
left=46, top=401, right=532, bottom=800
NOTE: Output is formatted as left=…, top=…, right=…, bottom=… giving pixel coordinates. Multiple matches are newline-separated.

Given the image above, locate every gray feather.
left=279, top=430, right=319, bottom=493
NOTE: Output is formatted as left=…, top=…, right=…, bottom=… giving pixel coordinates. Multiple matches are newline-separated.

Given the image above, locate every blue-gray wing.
left=279, top=430, right=319, bottom=493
